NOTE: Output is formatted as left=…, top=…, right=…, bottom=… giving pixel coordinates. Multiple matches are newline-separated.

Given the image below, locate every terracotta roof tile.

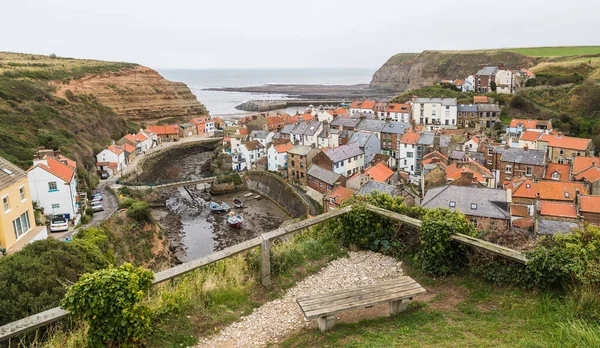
left=574, top=166, right=600, bottom=183
left=274, top=143, right=293, bottom=153
left=544, top=163, right=571, bottom=180
left=123, top=144, right=136, bottom=153
left=400, top=132, right=420, bottom=145
left=520, top=130, right=542, bottom=142
left=327, top=186, right=356, bottom=205
left=580, top=195, right=600, bottom=213
left=146, top=125, right=179, bottom=135
left=511, top=204, right=530, bottom=217
left=351, top=100, right=376, bottom=110
left=108, top=145, right=124, bottom=155
left=423, top=151, right=448, bottom=162
left=474, top=96, right=489, bottom=103
left=512, top=179, right=587, bottom=201
left=509, top=119, right=537, bottom=129
left=36, top=157, right=74, bottom=183
left=572, top=156, right=600, bottom=174
left=385, top=103, right=411, bottom=113
left=364, top=163, right=394, bottom=183
left=540, top=201, right=578, bottom=218
left=56, top=155, right=76, bottom=169
left=539, top=134, right=590, bottom=151
left=124, top=134, right=137, bottom=143
left=513, top=217, right=534, bottom=229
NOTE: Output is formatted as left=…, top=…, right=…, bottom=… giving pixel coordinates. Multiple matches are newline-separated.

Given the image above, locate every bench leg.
left=389, top=298, right=410, bottom=315
left=317, top=315, right=337, bottom=332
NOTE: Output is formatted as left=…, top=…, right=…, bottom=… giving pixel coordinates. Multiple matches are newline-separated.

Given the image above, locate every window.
left=48, top=181, right=57, bottom=191
left=552, top=172, right=560, bottom=180
left=3, top=196, right=9, bottom=211
left=526, top=167, right=532, bottom=176
left=471, top=203, right=477, bottom=210
left=558, top=158, right=564, bottom=164
left=311, top=178, right=316, bottom=184
left=52, top=203, right=60, bottom=209
left=407, top=152, right=413, bottom=158
left=12, top=211, right=31, bottom=240
left=348, top=157, right=352, bottom=163
left=319, top=182, right=323, bottom=188
left=487, top=160, right=492, bottom=165
left=559, top=149, right=564, bottom=155
left=564, top=192, right=569, bottom=198
left=449, top=201, right=456, bottom=208
left=505, top=164, right=512, bottom=174
left=488, top=149, right=493, bottom=156
left=19, top=187, right=25, bottom=200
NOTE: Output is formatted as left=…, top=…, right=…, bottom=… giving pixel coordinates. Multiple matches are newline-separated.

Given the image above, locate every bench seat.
left=297, top=276, right=426, bottom=331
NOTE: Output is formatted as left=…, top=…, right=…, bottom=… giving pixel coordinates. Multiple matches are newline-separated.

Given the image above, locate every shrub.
left=416, top=208, right=478, bottom=276
left=126, top=201, right=152, bottom=224
left=119, top=198, right=136, bottom=209
left=62, top=263, right=154, bottom=347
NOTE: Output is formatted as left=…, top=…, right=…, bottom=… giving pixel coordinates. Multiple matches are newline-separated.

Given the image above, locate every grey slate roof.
left=179, top=123, right=194, bottom=128
left=477, top=66, right=499, bottom=76
left=329, top=128, right=341, bottom=135
left=281, top=124, right=296, bottom=135
left=291, top=122, right=309, bottom=135
left=324, top=142, right=363, bottom=162
left=357, top=181, right=398, bottom=197
left=0, top=156, right=27, bottom=191
left=537, top=219, right=580, bottom=235
left=302, top=121, right=322, bottom=136
left=288, top=145, right=313, bottom=156
left=307, top=164, right=341, bottom=185
left=381, top=121, right=410, bottom=134
left=450, top=150, right=466, bottom=160
left=414, top=97, right=457, bottom=106
left=339, top=130, right=355, bottom=139
left=469, top=152, right=486, bottom=165
left=250, top=130, right=269, bottom=139
left=500, top=148, right=545, bottom=166
left=477, top=104, right=501, bottom=112
left=439, top=135, right=452, bottom=148
left=356, top=119, right=387, bottom=133
left=417, top=132, right=435, bottom=145
left=349, top=131, right=375, bottom=148
left=421, top=185, right=510, bottom=220
left=458, top=104, right=478, bottom=112
left=330, top=117, right=360, bottom=128
left=350, top=112, right=377, bottom=119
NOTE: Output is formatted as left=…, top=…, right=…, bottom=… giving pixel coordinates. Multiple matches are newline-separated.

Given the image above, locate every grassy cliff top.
left=0, top=52, right=138, bottom=83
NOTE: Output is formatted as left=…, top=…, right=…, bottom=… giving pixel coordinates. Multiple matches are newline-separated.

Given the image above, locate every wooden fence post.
left=261, top=237, right=272, bottom=288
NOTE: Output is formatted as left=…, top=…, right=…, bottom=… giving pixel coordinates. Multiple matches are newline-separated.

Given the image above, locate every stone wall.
left=245, top=171, right=309, bottom=218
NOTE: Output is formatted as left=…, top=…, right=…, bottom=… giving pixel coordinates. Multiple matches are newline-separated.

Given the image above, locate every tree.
left=490, top=81, right=497, bottom=92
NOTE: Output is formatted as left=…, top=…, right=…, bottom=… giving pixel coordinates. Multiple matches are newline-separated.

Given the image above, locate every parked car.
left=91, top=201, right=104, bottom=212
left=50, top=215, right=69, bottom=232
left=92, top=192, right=103, bottom=201
left=100, top=172, right=109, bottom=180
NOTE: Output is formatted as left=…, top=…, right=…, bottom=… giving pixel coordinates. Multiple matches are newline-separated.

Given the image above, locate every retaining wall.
left=245, top=171, right=309, bottom=218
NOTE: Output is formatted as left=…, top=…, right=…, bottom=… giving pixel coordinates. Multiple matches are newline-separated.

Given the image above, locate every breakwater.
left=236, top=99, right=348, bottom=112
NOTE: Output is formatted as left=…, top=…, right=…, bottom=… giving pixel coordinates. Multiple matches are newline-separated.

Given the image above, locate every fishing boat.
left=209, top=202, right=223, bottom=213
left=254, top=195, right=262, bottom=200
left=227, top=212, right=243, bottom=228
left=221, top=202, right=230, bottom=211
left=233, top=198, right=244, bottom=208
left=244, top=192, right=253, bottom=198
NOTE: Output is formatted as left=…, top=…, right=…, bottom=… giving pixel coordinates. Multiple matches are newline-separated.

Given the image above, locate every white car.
left=50, top=216, right=69, bottom=232
left=91, top=201, right=104, bottom=212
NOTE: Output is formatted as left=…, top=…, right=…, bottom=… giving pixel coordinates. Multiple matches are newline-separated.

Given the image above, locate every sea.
left=157, top=68, right=374, bottom=118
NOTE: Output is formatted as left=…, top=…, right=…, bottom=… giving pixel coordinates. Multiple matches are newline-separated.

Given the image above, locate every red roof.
left=56, top=155, right=76, bottom=169
left=544, top=163, right=571, bottom=180
left=513, top=217, right=534, bottom=229
left=190, top=116, right=210, bottom=125
left=510, top=119, right=537, bottom=129
left=32, top=156, right=74, bottom=183
left=123, top=144, right=136, bottom=154
left=539, top=134, right=590, bottom=151
left=134, top=133, right=147, bottom=142
left=400, top=132, right=420, bottom=145
left=520, top=130, right=542, bottom=142
left=574, top=166, right=600, bottom=183
left=572, top=156, right=600, bottom=175
left=327, top=186, right=356, bottom=205
left=108, top=145, right=124, bottom=155
left=423, top=151, right=448, bottom=162
left=146, top=125, right=179, bottom=135
left=540, top=201, right=578, bottom=218
left=266, top=115, right=286, bottom=129
left=300, top=114, right=315, bottom=121
left=274, top=143, right=293, bottom=153
left=239, top=128, right=249, bottom=135
left=385, top=103, right=411, bottom=113
left=474, top=96, right=489, bottom=103
left=350, top=100, right=376, bottom=110
left=511, top=204, right=530, bottom=217
left=580, top=195, right=600, bottom=214
left=123, top=134, right=137, bottom=143
left=512, top=179, right=587, bottom=201
left=364, top=163, right=394, bottom=183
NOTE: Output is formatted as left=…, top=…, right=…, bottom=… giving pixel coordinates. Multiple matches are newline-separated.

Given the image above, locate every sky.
left=2, top=0, right=599, bottom=70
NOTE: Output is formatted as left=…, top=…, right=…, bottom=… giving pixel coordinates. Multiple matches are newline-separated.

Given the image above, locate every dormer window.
left=564, top=192, right=570, bottom=198
left=552, top=172, right=560, bottom=180
left=449, top=201, right=456, bottom=208
left=471, top=203, right=477, bottom=210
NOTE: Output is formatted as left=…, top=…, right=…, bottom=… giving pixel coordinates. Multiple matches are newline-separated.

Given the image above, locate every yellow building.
left=0, top=156, right=35, bottom=250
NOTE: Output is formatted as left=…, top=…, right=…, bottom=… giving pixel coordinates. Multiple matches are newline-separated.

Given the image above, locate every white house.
left=239, top=140, right=266, bottom=169
left=27, top=156, right=78, bottom=217
left=315, top=111, right=334, bottom=123
left=267, top=143, right=293, bottom=172
left=383, top=104, right=411, bottom=122
left=249, top=130, right=274, bottom=147
left=96, top=145, right=126, bottom=174
left=322, top=142, right=365, bottom=177
left=464, top=136, right=480, bottom=152
left=204, top=120, right=216, bottom=134
left=350, top=100, right=376, bottom=114
left=399, top=132, right=420, bottom=177
left=495, top=70, right=515, bottom=94
left=462, top=75, right=476, bottom=92
left=231, top=153, right=247, bottom=172
left=411, top=97, right=458, bottom=129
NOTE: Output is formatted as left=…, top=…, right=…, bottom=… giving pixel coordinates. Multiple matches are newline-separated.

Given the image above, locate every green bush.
left=119, top=198, right=136, bottom=209
left=63, top=263, right=154, bottom=347
left=126, top=201, right=152, bottom=224
left=416, top=208, right=478, bottom=276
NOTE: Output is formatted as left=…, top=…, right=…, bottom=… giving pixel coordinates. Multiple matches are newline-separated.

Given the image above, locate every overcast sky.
left=2, top=0, right=598, bottom=69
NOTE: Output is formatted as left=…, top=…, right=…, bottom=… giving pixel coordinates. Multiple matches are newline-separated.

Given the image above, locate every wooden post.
left=261, top=237, right=272, bottom=288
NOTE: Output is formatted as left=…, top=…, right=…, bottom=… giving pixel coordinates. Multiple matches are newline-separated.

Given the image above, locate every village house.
left=535, top=201, right=582, bottom=235
left=464, top=136, right=481, bottom=152
left=313, top=143, right=364, bottom=178
left=411, top=98, right=458, bottom=128
left=324, top=186, right=355, bottom=211
left=265, top=115, right=287, bottom=132
left=572, top=156, right=600, bottom=194
left=422, top=185, right=511, bottom=230
left=245, top=114, right=270, bottom=132
left=306, top=164, right=346, bottom=204
left=498, top=146, right=546, bottom=184
left=445, top=158, right=495, bottom=188
left=0, top=156, right=37, bottom=251
left=355, top=119, right=386, bottom=139
left=460, top=75, right=476, bottom=92
left=457, top=104, right=500, bottom=128
left=287, top=145, right=320, bottom=186
left=356, top=180, right=400, bottom=198
left=382, top=104, right=412, bottom=122
left=146, top=125, right=180, bottom=142
left=518, top=130, right=542, bottom=149
left=329, top=117, right=361, bottom=131
left=544, top=162, right=571, bottom=181
left=28, top=156, right=78, bottom=218
left=122, top=144, right=137, bottom=163
left=267, top=142, right=292, bottom=172
left=238, top=140, right=266, bottom=170
left=579, top=195, right=600, bottom=225
left=380, top=121, right=409, bottom=167
left=457, top=105, right=478, bottom=128
left=349, top=131, right=381, bottom=165
left=249, top=130, right=274, bottom=147
left=510, top=179, right=588, bottom=205
left=96, top=144, right=126, bottom=175
left=495, top=69, right=515, bottom=94
left=179, top=123, right=197, bottom=138
left=475, top=66, right=499, bottom=94
left=346, top=162, right=395, bottom=190
left=507, top=119, right=552, bottom=137
left=399, top=132, right=420, bottom=177
left=350, top=100, right=376, bottom=114
left=537, top=133, right=594, bottom=164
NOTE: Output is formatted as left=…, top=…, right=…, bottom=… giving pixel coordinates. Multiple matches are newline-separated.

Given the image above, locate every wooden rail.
left=0, top=203, right=528, bottom=341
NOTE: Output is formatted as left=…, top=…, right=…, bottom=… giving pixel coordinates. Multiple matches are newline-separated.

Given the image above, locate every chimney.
left=252, top=115, right=258, bottom=120
left=524, top=144, right=528, bottom=151
left=460, top=170, right=474, bottom=185
left=506, top=188, right=512, bottom=203
left=499, top=63, right=505, bottom=70
left=504, top=143, right=510, bottom=149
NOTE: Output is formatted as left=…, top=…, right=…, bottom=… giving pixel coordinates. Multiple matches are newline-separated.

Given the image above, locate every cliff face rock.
left=54, top=66, right=207, bottom=121
left=370, top=50, right=537, bottom=91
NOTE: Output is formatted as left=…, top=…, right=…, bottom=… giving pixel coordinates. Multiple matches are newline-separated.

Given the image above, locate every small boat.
left=233, top=198, right=244, bottom=208
left=221, top=202, right=230, bottom=211
left=227, top=212, right=243, bottom=228
left=254, top=195, right=262, bottom=200
left=244, top=192, right=253, bottom=198
left=209, top=202, right=223, bottom=213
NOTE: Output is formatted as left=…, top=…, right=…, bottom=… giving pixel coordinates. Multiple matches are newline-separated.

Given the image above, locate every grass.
left=502, top=46, right=600, bottom=57
left=280, top=264, right=600, bottom=348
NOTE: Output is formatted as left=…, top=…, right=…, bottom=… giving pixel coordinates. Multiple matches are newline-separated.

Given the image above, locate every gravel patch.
left=196, top=251, right=403, bottom=348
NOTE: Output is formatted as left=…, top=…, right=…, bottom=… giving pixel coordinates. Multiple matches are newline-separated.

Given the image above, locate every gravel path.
left=196, top=251, right=403, bottom=348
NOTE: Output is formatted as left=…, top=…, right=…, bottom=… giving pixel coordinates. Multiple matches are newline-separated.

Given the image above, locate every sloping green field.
left=502, top=46, right=600, bottom=57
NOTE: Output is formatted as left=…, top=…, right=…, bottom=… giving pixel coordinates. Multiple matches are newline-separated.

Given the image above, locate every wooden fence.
left=0, top=204, right=527, bottom=342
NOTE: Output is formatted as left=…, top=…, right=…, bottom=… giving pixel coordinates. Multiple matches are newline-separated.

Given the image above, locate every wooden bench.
left=296, top=276, right=426, bottom=332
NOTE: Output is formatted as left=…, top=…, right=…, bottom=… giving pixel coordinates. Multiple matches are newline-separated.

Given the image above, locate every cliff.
left=53, top=66, right=207, bottom=121
left=370, top=50, right=536, bottom=91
